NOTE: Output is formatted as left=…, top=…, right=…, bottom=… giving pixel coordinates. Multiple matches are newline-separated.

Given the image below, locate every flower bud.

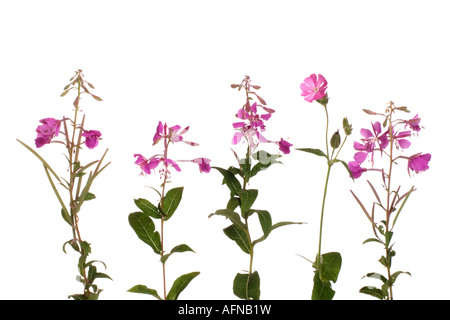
left=316, top=93, right=329, bottom=107
left=330, top=130, right=341, bottom=149
left=343, top=117, right=352, bottom=136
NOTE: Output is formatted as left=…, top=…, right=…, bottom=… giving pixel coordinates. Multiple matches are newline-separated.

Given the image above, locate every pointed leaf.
left=134, top=198, right=162, bottom=219
left=161, top=244, right=195, bottom=264
left=161, top=187, right=183, bottom=220
left=319, top=252, right=342, bottom=283
left=238, top=189, right=258, bottom=218
left=212, top=167, right=242, bottom=196
left=166, top=271, right=200, bottom=300
left=209, top=209, right=247, bottom=231
left=359, top=286, right=385, bottom=300
left=128, top=212, right=161, bottom=254
left=296, top=148, right=327, bottom=158
left=223, top=224, right=251, bottom=254
left=128, top=285, right=162, bottom=300
left=311, top=271, right=335, bottom=300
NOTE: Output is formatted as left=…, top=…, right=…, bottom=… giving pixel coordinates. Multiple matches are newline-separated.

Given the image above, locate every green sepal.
left=166, top=271, right=200, bottom=300
left=233, top=271, right=260, bottom=300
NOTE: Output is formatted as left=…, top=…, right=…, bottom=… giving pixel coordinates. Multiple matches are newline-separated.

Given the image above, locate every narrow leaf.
left=223, top=224, right=251, bottom=254
left=212, top=166, right=242, bottom=196
left=166, top=271, right=200, bottom=300
left=296, top=148, right=327, bottom=158
left=359, top=286, right=385, bottom=300
left=128, top=285, right=162, bottom=300
left=161, top=244, right=195, bottom=264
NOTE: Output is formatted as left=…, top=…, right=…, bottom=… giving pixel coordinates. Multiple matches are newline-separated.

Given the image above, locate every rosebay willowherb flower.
left=350, top=102, right=431, bottom=300
left=17, top=69, right=111, bottom=300
left=128, top=121, right=210, bottom=300
left=210, top=75, right=303, bottom=300
left=297, top=73, right=353, bottom=300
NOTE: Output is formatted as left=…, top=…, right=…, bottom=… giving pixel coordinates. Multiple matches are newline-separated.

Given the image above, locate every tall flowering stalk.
left=297, top=74, right=353, bottom=300
left=17, top=69, right=111, bottom=300
left=349, top=102, right=431, bottom=300
left=210, top=75, right=303, bottom=300
left=128, top=121, right=210, bottom=300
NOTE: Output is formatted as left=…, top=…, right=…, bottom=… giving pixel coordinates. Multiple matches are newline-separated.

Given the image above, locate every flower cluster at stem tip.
left=134, top=121, right=211, bottom=177
left=348, top=108, right=431, bottom=179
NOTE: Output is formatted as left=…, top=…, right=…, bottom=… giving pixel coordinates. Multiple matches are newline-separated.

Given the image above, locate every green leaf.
left=134, top=198, right=162, bottom=219
left=223, top=224, right=251, bottom=254
left=84, top=192, right=96, bottom=201
left=233, top=271, right=260, bottom=300
left=166, top=271, right=200, bottom=300
left=161, top=187, right=184, bottom=220
left=253, top=221, right=305, bottom=246
left=226, top=197, right=240, bottom=211
left=390, top=271, right=411, bottom=285
left=362, top=237, right=384, bottom=245
left=255, top=210, right=272, bottom=237
left=213, top=166, right=242, bottom=196
left=238, top=189, right=258, bottom=218
left=128, top=212, right=161, bottom=254
left=335, top=159, right=354, bottom=180
left=250, top=151, right=281, bottom=177
left=209, top=209, right=247, bottom=231
left=161, top=244, right=195, bottom=264
left=311, top=271, right=335, bottom=300
left=319, top=252, right=342, bottom=283
left=296, top=148, right=327, bottom=158
left=364, top=272, right=388, bottom=283
left=128, top=285, right=162, bottom=300
left=359, top=286, right=386, bottom=300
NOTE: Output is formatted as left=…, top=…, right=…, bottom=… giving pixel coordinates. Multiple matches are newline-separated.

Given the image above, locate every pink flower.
left=35, top=118, right=61, bottom=148
left=134, top=154, right=181, bottom=175
left=82, top=130, right=102, bottom=149
left=404, top=114, right=421, bottom=133
left=232, top=102, right=270, bottom=147
left=193, top=158, right=211, bottom=173
left=300, top=74, right=328, bottom=102
left=354, top=121, right=389, bottom=164
left=348, top=161, right=367, bottom=179
left=278, top=138, right=293, bottom=154
left=153, top=121, right=198, bottom=146
left=408, top=153, right=431, bottom=175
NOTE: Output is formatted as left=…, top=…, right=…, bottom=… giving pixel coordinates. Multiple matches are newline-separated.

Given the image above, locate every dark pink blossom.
left=348, top=161, right=367, bottom=179
left=404, top=114, right=421, bottom=133
left=278, top=138, right=293, bottom=154
left=35, top=118, right=61, bottom=148
left=232, top=102, right=270, bottom=148
left=193, top=158, right=211, bottom=173
left=134, top=154, right=181, bottom=175
left=408, top=153, right=431, bottom=175
left=153, top=121, right=198, bottom=146
left=300, top=74, right=328, bottom=102
left=82, top=130, right=102, bottom=149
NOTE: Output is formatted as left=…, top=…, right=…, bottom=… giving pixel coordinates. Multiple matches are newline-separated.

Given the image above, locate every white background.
left=1, top=0, right=448, bottom=300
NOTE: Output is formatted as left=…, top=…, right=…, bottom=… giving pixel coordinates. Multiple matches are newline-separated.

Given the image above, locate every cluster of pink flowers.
left=348, top=115, right=431, bottom=178
left=35, top=117, right=102, bottom=150
left=134, top=121, right=211, bottom=176
left=231, top=102, right=293, bottom=154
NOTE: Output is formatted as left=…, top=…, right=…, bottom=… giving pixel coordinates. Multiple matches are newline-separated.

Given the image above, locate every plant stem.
left=160, top=134, right=170, bottom=300
left=317, top=163, right=332, bottom=277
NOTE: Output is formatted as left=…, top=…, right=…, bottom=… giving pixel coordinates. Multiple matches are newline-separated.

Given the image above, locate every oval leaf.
left=161, top=187, right=184, bottom=220
left=134, top=198, right=162, bottom=219
left=128, top=212, right=161, bottom=254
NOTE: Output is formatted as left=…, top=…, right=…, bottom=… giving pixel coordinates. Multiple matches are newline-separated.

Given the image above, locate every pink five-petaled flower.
left=82, top=130, right=102, bottom=149
left=35, top=117, right=61, bottom=148
left=300, top=74, right=328, bottom=102
left=193, top=157, right=211, bottom=173
left=278, top=138, right=293, bottom=154
left=408, top=153, right=431, bottom=176
left=404, top=114, right=422, bottom=133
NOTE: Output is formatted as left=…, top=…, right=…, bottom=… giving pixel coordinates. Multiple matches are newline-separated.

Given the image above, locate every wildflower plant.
left=17, top=69, right=111, bottom=300
left=297, top=74, right=353, bottom=300
left=128, top=121, right=211, bottom=300
left=209, top=76, right=303, bottom=300
left=349, top=102, right=431, bottom=300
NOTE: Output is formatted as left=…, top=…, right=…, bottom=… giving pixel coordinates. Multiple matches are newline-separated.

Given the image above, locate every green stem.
left=317, top=163, right=332, bottom=277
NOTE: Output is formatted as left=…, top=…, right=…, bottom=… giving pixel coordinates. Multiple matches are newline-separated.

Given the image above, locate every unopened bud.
left=343, top=117, right=352, bottom=136
left=330, top=130, right=341, bottom=149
